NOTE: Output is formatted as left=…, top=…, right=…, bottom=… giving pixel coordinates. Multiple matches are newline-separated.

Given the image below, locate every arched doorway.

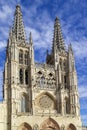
left=40, top=118, right=60, bottom=130
left=18, top=122, right=32, bottom=130
left=67, top=124, right=77, bottom=130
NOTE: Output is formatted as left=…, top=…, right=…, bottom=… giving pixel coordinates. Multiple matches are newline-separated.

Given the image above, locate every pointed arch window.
left=25, top=51, right=28, bottom=65
left=25, top=69, right=29, bottom=85
left=65, top=98, right=70, bottom=114
left=21, top=95, right=26, bottom=112
left=19, top=50, right=23, bottom=64
left=19, top=69, right=24, bottom=84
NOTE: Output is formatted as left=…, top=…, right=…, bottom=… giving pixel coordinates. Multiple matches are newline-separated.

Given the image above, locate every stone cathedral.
left=0, top=5, right=82, bottom=130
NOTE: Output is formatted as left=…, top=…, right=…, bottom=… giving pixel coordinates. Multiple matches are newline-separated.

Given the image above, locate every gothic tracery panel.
left=35, top=70, right=56, bottom=89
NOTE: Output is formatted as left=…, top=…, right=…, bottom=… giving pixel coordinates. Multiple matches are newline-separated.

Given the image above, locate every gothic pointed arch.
left=64, top=97, right=70, bottom=114
left=67, top=124, right=77, bottom=130
left=20, top=93, right=29, bottom=112
left=18, top=122, right=32, bottom=130
left=40, top=118, right=60, bottom=130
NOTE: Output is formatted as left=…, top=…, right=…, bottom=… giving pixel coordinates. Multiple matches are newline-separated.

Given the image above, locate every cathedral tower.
left=0, top=5, right=82, bottom=130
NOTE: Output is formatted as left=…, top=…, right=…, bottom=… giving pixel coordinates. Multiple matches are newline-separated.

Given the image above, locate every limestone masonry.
left=0, top=5, right=82, bottom=130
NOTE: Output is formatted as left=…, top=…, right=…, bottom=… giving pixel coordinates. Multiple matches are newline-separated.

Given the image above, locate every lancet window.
left=19, top=50, right=23, bottom=64
left=19, top=69, right=24, bottom=84
left=25, top=69, right=29, bottom=85
left=64, top=75, right=67, bottom=89
left=21, top=95, right=26, bottom=112
left=25, top=51, right=28, bottom=65
left=65, top=98, right=70, bottom=114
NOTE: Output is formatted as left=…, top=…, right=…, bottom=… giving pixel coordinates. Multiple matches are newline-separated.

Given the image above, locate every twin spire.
left=12, top=5, right=26, bottom=42
left=53, top=17, right=65, bottom=51
left=10, top=5, right=65, bottom=50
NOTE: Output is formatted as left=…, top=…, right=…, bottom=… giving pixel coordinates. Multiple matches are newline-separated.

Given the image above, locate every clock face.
left=39, top=95, right=53, bottom=109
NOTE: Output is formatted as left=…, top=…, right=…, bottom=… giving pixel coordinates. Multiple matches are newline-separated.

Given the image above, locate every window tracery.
left=36, top=71, right=56, bottom=89
left=35, top=93, right=56, bottom=110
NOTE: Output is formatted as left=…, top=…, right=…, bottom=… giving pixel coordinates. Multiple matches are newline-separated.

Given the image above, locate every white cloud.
left=0, top=41, right=7, bottom=50
left=0, top=67, right=3, bottom=91
left=81, top=114, right=87, bottom=126
left=0, top=5, right=12, bottom=19
left=79, top=86, right=87, bottom=98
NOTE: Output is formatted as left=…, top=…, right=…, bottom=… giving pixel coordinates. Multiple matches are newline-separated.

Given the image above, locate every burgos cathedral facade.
left=0, top=5, right=82, bottom=130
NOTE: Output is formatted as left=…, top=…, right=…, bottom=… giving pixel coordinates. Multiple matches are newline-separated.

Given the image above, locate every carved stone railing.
left=35, top=62, right=54, bottom=70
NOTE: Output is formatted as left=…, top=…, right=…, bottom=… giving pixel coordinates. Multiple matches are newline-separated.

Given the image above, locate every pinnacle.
left=29, top=32, right=33, bottom=44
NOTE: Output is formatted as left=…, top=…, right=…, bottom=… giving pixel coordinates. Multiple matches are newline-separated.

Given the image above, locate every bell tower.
left=46, top=17, right=80, bottom=116
left=3, top=5, right=34, bottom=130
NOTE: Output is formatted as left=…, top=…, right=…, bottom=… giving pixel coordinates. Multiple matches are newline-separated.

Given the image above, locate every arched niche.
left=67, top=124, right=77, bottom=130
left=18, top=122, right=32, bottom=130
left=40, top=118, right=60, bottom=130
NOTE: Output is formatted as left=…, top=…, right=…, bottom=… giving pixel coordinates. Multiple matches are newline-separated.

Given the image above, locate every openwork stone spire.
left=12, top=5, right=26, bottom=42
left=53, top=17, right=65, bottom=51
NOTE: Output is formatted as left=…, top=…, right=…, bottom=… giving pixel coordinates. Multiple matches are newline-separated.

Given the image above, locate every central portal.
left=40, top=118, right=60, bottom=130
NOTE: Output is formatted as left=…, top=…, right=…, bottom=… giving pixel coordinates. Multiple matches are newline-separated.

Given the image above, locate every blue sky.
left=0, top=0, right=87, bottom=126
